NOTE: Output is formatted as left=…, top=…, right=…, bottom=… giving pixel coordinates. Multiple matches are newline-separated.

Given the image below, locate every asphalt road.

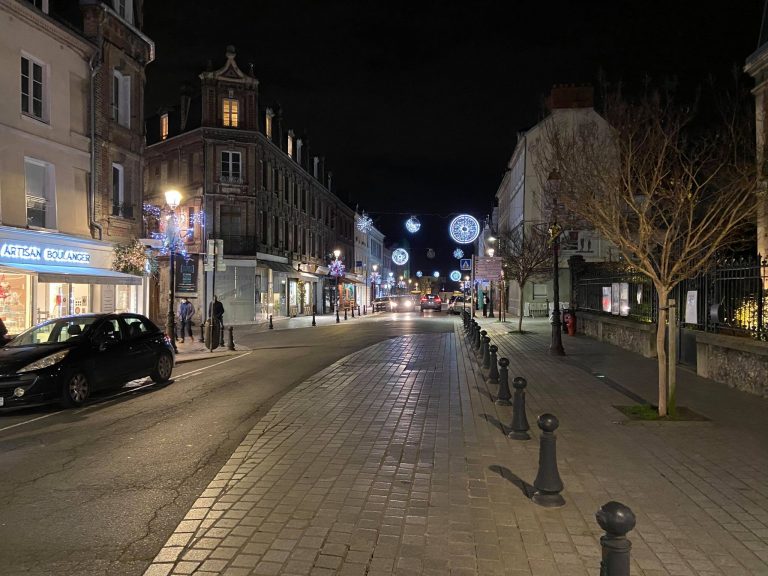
left=0, top=311, right=454, bottom=576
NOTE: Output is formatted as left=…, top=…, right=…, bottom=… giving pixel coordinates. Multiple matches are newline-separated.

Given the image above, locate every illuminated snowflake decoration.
left=391, top=248, right=409, bottom=266
left=426, top=248, right=435, bottom=259
left=416, top=271, right=423, bottom=278
left=405, top=216, right=421, bottom=233
left=453, top=248, right=464, bottom=259
left=356, top=212, right=373, bottom=233
left=449, top=214, right=480, bottom=244
left=449, top=270, right=461, bottom=282
left=433, top=271, right=440, bottom=278
left=329, top=259, right=346, bottom=277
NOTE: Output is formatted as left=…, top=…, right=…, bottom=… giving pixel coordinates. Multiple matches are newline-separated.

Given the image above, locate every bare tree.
left=540, top=86, right=759, bottom=417
left=499, top=225, right=553, bottom=333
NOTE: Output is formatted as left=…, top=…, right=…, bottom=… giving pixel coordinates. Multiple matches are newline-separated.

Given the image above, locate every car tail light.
left=420, top=297, right=427, bottom=302
left=435, top=297, right=441, bottom=303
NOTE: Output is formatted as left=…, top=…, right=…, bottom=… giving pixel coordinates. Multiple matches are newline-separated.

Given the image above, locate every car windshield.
left=7, top=317, right=99, bottom=347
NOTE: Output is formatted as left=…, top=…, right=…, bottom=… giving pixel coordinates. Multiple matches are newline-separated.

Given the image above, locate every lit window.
left=223, top=98, right=239, bottom=127
left=21, top=56, right=46, bottom=121
left=221, top=151, right=241, bottom=182
left=25, top=157, right=55, bottom=229
left=160, top=113, right=169, bottom=140
left=112, top=70, right=131, bottom=127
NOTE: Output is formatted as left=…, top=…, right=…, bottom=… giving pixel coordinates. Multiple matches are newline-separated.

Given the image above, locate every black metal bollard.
left=596, top=501, right=636, bottom=576
left=219, top=322, right=225, bottom=347
left=269, top=314, right=273, bottom=329
left=495, top=357, right=511, bottom=405
left=227, top=326, right=235, bottom=350
left=344, top=308, right=348, bottom=320
left=482, top=336, right=491, bottom=368
left=532, top=414, right=565, bottom=507
left=358, top=305, right=361, bottom=316
left=508, top=377, right=530, bottom=440
left=475, top=324, right=482, bottom=351
left=488, top=345, right=500, bottom=383
left=199, top=322, right=205, bottom=343
left=336, top=308, right=340, bottom=323
left=363, top=305, right=367, bottom=315
left=312, top=310, right=316, bottom=326
left=351, top=305, right=355, bottom=318
left=478, top=330, right=488, bottom=358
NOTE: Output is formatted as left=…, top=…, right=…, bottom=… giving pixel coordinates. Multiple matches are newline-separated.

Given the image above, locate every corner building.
left=144, top=47, right=355, bottom=325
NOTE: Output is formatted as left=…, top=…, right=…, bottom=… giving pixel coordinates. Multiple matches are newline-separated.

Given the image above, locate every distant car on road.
left=373, top=297, right=389, bottom=312
left=0, top=313, right=175, bottom=409
left=420, top=294, right=442, bottom=312
left=387, top=295, right=415, bottom=312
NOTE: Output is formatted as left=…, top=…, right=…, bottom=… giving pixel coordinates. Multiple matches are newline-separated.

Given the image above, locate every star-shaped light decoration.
left=453, top=248, right=464, bottom=259
left=356, top=212, right=373, bottom=233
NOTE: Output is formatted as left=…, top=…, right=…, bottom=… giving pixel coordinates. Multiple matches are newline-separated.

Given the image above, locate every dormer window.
left=160, top=113, right=169, bottom=140
left=265, top=108, right=274, bottom=140
left=223, top=98, right=239, bottom=127
left=114, top=0, right=133, bottom=23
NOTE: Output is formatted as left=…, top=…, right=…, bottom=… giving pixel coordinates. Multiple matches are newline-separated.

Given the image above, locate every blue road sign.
left=460, top=258, right=472, bottom=271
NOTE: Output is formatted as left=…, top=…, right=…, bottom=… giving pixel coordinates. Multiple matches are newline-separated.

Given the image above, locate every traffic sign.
left=460, top=258, right=472, bottom=271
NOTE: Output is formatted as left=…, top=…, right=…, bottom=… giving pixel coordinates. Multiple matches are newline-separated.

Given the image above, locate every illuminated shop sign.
left=0, top=243, right=91, bottom=264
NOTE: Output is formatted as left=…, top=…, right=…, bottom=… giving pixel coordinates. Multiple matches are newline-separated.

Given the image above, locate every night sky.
left=143, top=0, right=764, bottom=277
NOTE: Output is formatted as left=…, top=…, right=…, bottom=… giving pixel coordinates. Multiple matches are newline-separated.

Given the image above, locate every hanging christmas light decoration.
left=426, top=248, right=436, bottom=259
left=433, top=271, right=440, bottom=278
left=449, top=270, right=461, bottom=282
left=329, top=259, right=346, bottom=277
left=449, top=214, right=480, bottom=244
left=356, top=212, right=373, bottom=233
left=405, top=216, right=421, bottom=233
left=416, top=271, right=423, bottom=278
left=453, top=248, right=464, bottom=259
left=391, top=248, right=409, bottom=265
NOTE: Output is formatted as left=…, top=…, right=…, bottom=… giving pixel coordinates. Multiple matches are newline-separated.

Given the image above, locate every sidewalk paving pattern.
left=144, top=318, right=768, bottom=576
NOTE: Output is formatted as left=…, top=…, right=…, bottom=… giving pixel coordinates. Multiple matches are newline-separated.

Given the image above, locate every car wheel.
left=61, top=372, right=90, bottom=408
left=151, top=352, right=173, bottom=383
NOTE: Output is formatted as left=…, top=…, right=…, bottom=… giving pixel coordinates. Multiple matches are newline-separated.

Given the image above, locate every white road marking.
left=0, top=352, right=252, bottom=433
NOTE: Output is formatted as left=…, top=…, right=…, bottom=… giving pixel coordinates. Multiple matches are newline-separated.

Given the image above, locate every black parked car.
left=0, top=313, right=175, bottom=409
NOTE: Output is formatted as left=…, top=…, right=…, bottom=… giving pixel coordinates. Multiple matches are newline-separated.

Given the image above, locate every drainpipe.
left=88, top=8, right=106, bottom=240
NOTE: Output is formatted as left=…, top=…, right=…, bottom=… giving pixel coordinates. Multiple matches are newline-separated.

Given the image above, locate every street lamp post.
left=164, top=189, right=182, bottom=353
left=371, top=264, right=378, bottom=310
left=333, top=249, right=341, bottom=323
left=487, top=246, right=495, bottom=319
left=549, top=222, right=565, bottom=355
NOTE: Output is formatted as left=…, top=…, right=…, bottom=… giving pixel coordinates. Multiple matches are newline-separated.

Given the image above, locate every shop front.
left=0, top=227, right=145, bottom=335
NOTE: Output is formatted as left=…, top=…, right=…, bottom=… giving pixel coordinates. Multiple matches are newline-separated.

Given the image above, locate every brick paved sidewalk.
left=144, top=319, right=768, bottom=576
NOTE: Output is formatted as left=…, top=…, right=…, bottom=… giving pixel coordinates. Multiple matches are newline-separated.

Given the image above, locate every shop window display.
left=0, top=273, right=31, bottom=334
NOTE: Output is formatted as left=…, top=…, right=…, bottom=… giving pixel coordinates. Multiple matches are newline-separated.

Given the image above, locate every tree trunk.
left=518, top=286, right=525, bottom=333
left=655, top=288, right=669, bottom=417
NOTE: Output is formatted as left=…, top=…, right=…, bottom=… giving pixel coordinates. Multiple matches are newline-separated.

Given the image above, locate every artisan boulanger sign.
left=0, top=243, right=92, bottom=264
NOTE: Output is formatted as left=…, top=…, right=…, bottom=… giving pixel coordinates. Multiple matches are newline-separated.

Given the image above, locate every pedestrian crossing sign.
left=460, top=258, right=472, bottom=271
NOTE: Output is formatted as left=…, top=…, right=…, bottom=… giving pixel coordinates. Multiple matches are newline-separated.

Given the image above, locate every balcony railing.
left=221, top=235, right=256, bottom=255
left=112, top=203, right=134, bottom=218
left=220, top=175, right=244, bottom=185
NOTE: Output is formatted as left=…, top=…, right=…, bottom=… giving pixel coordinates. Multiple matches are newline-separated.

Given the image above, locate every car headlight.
left=17, top=350, right=70, bottom=373
left=391, top=301, right=397, bottom=308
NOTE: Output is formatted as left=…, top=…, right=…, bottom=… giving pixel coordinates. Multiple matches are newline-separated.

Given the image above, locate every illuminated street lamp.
left=332, top=249, right=342, bottom=323
left=371, top=264, right=378, bottom=306
left=164, top=189, right=182, bottom=352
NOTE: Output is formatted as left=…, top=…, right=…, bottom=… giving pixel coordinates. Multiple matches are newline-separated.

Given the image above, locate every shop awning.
left=258, top=260, right=298, bottom=275
left=0, top=262, right=143, bottom=285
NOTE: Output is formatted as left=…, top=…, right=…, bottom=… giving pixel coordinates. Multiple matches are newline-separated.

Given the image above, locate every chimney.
left=179, top=84, right=191, bottom=132
left=313, top=156, right=320, bottom=179
left=319, top=156, right=326, bottom=185
left=327, top=171, right=333, bottom=192
left=275, top=103, right=284, bottom=151
left=296, top=138, right=303, bottom=165
left=546, top=84, right=594, bottom=110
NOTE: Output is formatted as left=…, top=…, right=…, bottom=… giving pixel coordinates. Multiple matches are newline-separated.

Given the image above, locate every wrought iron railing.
left=572, top=257, right=768, bottom=339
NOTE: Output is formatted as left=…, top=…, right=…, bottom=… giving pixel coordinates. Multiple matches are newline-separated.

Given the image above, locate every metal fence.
left=572, top=257, right=768, bottom=340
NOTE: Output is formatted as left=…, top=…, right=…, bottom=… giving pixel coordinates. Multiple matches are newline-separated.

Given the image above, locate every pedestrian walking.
left=483, top=293, right=489, bottom=317
left=178, top=298, right=194, bottom=343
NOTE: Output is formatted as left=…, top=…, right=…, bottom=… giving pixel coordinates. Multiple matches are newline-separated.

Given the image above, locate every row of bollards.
left=461, top=310, right=635, bottom=575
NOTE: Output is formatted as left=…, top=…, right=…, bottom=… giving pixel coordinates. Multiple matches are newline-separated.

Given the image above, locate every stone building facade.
left=144, top=47, right=355, bottom=326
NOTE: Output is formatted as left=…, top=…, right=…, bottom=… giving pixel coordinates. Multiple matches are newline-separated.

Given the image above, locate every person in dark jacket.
left=178, top=298, right=194, bottom=343
left=208, top=296, right=225, bottom=346
left=482, top=294, right=489, bottom=317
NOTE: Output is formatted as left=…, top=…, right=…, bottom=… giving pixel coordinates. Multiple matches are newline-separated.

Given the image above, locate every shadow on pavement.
left=489, top=464, right=534, bottom=499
